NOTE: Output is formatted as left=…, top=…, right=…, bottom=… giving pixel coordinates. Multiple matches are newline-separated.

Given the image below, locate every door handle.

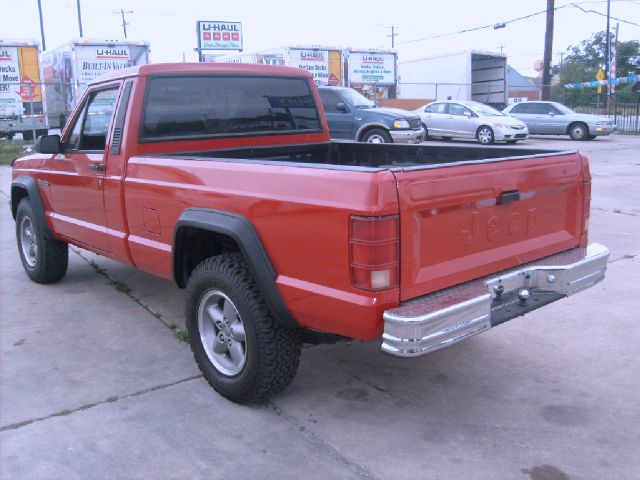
left=88, top=163, right=105, bottom=172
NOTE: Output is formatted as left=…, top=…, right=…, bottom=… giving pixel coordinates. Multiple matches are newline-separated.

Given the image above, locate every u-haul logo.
left=96, top=49, right=128, bottom=58
left=0, top=50, right=13, bottom=60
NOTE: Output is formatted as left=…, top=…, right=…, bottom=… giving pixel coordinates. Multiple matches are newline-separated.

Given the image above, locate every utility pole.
left=114, top=9, right=133, bottom=39
left=387, top=25, right=398, bottom=49
left=542, top=0, right=555, bottom=100
left=76, top=0, right=84, bottom=37
left=37, top=0, right=46, bottom=51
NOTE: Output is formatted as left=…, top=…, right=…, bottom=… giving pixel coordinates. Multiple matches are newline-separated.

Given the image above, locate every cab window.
left=66, top=89, right=119, bottom=151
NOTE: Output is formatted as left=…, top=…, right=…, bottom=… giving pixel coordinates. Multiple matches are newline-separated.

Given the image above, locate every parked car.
left=317, top=86, right=424, bottom=143
left=502, top=101, right=616, bottom=140
left=413, top=100, right=529, bottom=145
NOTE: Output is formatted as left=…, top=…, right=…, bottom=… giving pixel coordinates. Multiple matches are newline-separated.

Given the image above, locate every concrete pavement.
left=1, top=135, right=638, bottom=479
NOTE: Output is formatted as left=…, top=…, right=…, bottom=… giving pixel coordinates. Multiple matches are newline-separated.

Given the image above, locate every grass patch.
left=174, top=330, right=189, bottom=343
left=0, top=140, right=31, bottom=165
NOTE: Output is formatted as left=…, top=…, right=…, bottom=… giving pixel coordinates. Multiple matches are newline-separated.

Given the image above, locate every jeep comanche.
left=11, top=63, right=609, bottom=403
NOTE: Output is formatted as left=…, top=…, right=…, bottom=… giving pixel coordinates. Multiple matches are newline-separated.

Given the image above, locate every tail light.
left=350, top=215, right=399, bottom=291
left=580, top=181, right=591, bottom=247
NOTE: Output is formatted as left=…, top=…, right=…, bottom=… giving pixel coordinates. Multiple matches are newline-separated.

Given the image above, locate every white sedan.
left=413, top=100, right=529, bottom=145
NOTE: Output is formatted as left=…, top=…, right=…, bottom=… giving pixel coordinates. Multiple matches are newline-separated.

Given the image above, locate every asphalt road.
left=1, top=134, right=639, bottom=480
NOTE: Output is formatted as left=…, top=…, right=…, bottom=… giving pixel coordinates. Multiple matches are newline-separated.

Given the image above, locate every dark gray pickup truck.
left=317, top=86, right=424, bottom=144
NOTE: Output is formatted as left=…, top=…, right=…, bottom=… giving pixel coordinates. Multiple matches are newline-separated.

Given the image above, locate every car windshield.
left=340, top=88, right=375, bottom=108
left=552, top=103, right=575, bottom=114
left=467, top=101, right=505, bottom=117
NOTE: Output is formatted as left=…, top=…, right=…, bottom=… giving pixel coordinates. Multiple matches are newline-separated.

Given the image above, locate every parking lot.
left=1, top=134, right=638, bottom=480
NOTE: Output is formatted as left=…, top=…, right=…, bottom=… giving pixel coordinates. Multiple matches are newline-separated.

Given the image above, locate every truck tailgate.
left=394, top=152, right=586, bottom=301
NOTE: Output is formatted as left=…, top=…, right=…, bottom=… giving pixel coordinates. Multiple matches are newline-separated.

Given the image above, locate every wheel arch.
left=355, top=123, right=390, bottom=142
left=173, top=208, right=299, bottom=329
left=567, top=121, right=589, bottom=135
left=11, top=176, right=56, bottom=239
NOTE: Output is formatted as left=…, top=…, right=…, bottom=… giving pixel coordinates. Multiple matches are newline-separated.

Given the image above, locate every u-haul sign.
left=197, top=21, right=243, bottom=51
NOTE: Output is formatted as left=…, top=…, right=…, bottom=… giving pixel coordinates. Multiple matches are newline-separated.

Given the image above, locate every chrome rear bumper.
left=382, top=243, right=609, bottom=357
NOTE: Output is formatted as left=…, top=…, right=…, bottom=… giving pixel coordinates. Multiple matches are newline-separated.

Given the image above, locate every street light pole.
left=542, top=0, right=555, bottom=100
left=604, top=0, right=611, bottom=104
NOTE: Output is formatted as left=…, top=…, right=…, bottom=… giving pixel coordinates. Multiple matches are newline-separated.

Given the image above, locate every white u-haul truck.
left=42, top=39, right=150, bottom=128
left=0, top=39, right=48, bottom=140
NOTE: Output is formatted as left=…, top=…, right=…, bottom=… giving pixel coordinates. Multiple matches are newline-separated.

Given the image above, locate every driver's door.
left=48, top=86, right=120, bottom=253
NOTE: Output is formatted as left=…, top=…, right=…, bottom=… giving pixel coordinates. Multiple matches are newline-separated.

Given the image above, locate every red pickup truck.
left=11, top=63, right=609, bottom=403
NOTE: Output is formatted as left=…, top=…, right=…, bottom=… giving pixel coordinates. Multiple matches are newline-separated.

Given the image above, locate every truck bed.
left=166, top=142, right=567, bottom=170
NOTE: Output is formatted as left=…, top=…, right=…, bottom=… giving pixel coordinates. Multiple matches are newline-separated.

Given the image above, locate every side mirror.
left=35, top=134, right=62, bottom=154
left=336, top=102, right=349, bottom=113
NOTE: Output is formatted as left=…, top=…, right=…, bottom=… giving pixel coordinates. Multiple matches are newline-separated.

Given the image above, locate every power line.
left=569, top=3, right=640, bottom=26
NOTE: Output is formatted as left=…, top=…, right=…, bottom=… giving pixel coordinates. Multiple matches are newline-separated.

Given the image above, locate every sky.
left=2, top=0, right=639, bottom=78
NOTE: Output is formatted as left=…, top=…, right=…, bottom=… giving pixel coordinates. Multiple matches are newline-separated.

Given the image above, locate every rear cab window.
left=140, top=75, right=322, bottom=141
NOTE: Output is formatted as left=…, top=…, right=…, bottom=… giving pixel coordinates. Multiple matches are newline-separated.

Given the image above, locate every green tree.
left=552, top=31, right=640, bottom=106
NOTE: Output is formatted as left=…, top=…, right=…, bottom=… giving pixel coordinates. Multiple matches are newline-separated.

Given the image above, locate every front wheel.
left=361, top=128, right=392, bottom=143
left=185, top=253, right=301, bottom=403
left=476, top=126, right=495, bottom=145
left=15, top=198, right=68, bottom=283
left=569, top=123, right=589, bottom=140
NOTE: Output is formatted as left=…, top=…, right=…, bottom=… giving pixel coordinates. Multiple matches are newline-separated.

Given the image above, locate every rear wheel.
left=22, top=130, right=33, bottom=141
left=569, top=122, right=589, bottom=140
left=15, top=198, right=68, bottom=283
left=476, top=126, right=495, bottom=145
left=185, top=253, right=301, bottom=403
left=361, top=128, right=392, bottom=144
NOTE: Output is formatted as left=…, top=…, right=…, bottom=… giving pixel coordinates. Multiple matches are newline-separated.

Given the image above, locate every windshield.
left=340, top=88, right=375, bottom=108
left=467, top=101, right=505, bottom=117
left=552, top=103, right=575, bottom=114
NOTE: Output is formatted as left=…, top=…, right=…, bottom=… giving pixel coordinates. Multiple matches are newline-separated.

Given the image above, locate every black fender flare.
left=173, top=208, right=299, bottom=329
left=11, top=176, right=56, bottom=239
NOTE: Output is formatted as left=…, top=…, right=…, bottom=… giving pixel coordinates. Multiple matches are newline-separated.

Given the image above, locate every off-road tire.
left=15, top=198, right=68, bottom=283
left=185, top=253, right=301, bottom=403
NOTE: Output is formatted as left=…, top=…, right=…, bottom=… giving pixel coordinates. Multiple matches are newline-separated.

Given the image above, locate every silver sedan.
left=502, top=101, right=616, bottom=140
left=413, top=100, right=529, bottom=145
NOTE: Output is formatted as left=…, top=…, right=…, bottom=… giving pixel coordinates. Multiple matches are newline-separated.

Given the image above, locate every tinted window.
left=425, top=103, right=447, bottom=114
left=141, top=75, right=321, bottom=139
left=318, top=90, right=343, bottom=113
left=67, top=88, right=118, bottom=151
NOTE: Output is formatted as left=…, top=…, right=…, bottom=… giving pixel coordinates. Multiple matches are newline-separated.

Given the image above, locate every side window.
left=533, top=103, right=553, bottom=115
left=449, top=104, right=471, bottom=116
left=425, top=103, right=446, bottom=114
left=67, top=88, right=119, bottom=151
left=510, top=103, right=529, bottom=114
left=319, top=91, right=343, bottom=113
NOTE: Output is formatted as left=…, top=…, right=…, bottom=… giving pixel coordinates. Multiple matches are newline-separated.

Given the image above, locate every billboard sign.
left=289, top=49, right=329, bottom=85
left=348, top=52, right=396, bottom=85
left=197, top=21, right=243, bottom=51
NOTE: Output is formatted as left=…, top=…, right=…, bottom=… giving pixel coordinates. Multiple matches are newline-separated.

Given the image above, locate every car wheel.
left=569, top=123, right=589, bottom=140
left=476, top=126, right=495, bottom=145
left=362, top=128, right=392, bottom=143
left=421, top=123, right=429, bottom=139
left=185, top=253, right=301, bottom=403
left=15, top=198, right=68, bottom=283
left=22, top=130, right=33, bottom=141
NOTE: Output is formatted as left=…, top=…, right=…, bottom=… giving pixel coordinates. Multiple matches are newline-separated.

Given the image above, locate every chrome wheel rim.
left=198, top=290, right=246, bottom=376
left=478, top=128, right=492, bottom=144
left=366, top=134, right=386, bottom=143
left=20, top=216, right=38, bottom=268
left=572, top=126, right=585, bottom=139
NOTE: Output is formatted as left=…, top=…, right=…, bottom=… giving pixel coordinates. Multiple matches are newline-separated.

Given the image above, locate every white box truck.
left=399, top=50, right=508, bottom=107
left=0, top=39, right=48, bottom=140
left=42, top=39, right=150, bottom=128
left=213, top=46, right=344, bottom=86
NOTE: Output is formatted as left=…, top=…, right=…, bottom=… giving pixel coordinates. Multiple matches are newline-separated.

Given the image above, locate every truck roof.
left=0, top=39, right=40, bottom=47
left=89, top=62, right=315, bottom=85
